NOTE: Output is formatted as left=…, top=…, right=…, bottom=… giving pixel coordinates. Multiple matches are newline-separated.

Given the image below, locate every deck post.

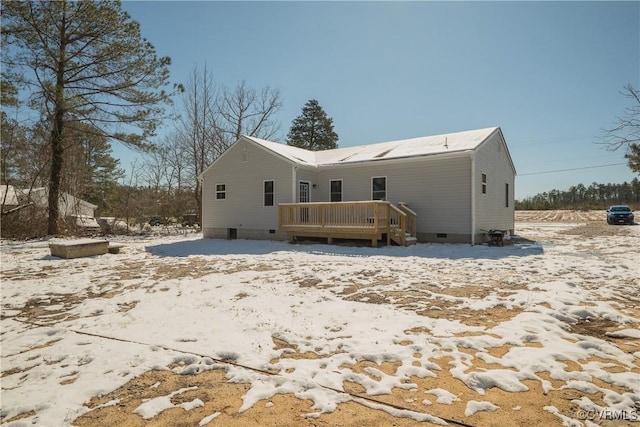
left=373, top=202, right=379, bottom=228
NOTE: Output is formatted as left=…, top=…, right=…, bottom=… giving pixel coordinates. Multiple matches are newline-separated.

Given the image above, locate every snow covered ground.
left=1, top=219, right=639, bottom=426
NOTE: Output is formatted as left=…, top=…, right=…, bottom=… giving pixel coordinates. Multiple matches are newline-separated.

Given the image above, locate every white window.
left=216, top=184, right=226, bottom=200
left=264, top=180, right=274, bottom=206
left=372, top=177, right=386, bottom=200
left=330, top=180, right=342, bottom=202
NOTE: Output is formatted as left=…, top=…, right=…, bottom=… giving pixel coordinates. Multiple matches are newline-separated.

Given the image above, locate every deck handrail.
left=278, top=200, right=388, bottom=206
left=279, top=201, right=390, bottom=230
left=397, top=202, right=417, bottom=237
left=388, top=204, right=407, bottom=245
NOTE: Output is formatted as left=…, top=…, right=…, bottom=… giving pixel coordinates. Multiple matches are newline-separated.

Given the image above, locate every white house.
left=201, top=127, right=516, bottom=245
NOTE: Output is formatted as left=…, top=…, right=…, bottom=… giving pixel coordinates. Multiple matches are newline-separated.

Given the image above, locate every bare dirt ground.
left=514, top=210, right=606, bottom=223
left=3, top=210, right=638, bottom=427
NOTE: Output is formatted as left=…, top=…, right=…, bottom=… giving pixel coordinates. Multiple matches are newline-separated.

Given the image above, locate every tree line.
left=516, top=179, right=640, bottom=210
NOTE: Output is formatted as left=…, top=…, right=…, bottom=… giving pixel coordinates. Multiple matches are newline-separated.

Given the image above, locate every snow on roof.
left=27, top=187, right=98, bottom=209
left=0, top=185, right=21, bottom=206
left=246, top=127, right=500, bottom=167
left=244, top=136, right=317, bottom=166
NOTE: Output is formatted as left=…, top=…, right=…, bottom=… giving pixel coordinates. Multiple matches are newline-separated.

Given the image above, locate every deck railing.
left=397, top=202, right=417, bottom=238
left=278, top=201, right=415, bottom=246
left=389, top=204, right=407, bottom=246
left=279, top=201, right=387, bottom=230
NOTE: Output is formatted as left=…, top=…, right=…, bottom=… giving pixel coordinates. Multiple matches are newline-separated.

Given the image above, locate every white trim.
left=481, top=172, right=487, bottom=195
left=263, top=179, right=275, bottom=207
left=329, top=179, right=343, bottom=202
left=470, top=152, right=476, bottom=245
left=298, top=180, right=311, bottom=203
left=292, top=165, right=298, bottom=202
left=371, top=176, right=387, bottom=201
left=215, top=183, right=227, bottom=200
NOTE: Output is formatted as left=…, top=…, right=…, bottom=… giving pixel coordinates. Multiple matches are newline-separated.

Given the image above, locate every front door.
left=299, top=181, right=310, bottom=222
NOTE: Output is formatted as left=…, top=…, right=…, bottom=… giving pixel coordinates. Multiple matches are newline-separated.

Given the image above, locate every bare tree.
left=600, top=84, right=640, bottom=173
left=155, top=66, right=284, bottom=218
left=217, top=80, right=282, bottom=146
left=140, top=131, right=195, bottom=218
left=175, top=64, right=219, bottom=219
left=166, top=135, right=187, bottom=194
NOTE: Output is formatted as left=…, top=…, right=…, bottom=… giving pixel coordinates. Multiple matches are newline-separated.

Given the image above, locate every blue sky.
left=119, top=1, right=639, bottom=199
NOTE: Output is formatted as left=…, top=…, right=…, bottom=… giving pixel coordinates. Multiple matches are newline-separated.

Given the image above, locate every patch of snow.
left=544, top=405, right=582, bottom=426
left=605, top=329, right=640, bottom=339
left=198, top=412, right=221, bottom=426
left=133, top=396, right=173, bottom=420
left=425, top=388, right=460, bottom=404
left=132, top=387, right=197, bottom=419
left=465, top=400, right=499, bottom=417
left=179, top=398, right=204, bottom=411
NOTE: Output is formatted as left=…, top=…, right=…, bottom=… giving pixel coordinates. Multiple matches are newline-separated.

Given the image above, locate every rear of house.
left=201, top=127, right=515, bottom=244
left=201, top=136, right=297, bottom=240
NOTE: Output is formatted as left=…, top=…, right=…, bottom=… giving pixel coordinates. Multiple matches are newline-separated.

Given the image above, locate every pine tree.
left=287, top=100, right=338, bottom=151
left=3, top=0, right=180, bottom=234
left=63, top=123, right=124, bottom=211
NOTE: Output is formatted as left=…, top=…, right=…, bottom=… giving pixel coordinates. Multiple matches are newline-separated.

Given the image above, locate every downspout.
left=470, top=151, right=476, bottom=245
left=292, top=165, right=298, bottom=202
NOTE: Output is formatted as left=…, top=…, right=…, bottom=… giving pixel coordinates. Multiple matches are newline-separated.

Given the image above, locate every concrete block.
left=49, top=239, right=109, bottom=259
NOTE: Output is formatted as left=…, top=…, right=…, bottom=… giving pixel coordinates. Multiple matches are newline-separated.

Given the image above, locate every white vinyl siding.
left=295, top=168, right=317, bottom=201
left=474, top=131, right=515, bottom=233
left=202, top=138, right=293, bottom=233
left=316, top=155, right=472, bottom=234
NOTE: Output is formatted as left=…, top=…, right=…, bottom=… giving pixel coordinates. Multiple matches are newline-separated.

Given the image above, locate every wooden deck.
left=278, top=201, right=417, bottom=247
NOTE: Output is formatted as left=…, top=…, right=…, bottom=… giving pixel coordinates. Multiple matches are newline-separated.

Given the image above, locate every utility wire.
left=519, top=163, right=627, bottom=176
left=13, top=318, right=474, bottom=427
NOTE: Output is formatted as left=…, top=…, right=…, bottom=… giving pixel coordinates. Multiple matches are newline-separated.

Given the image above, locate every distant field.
left=515, top=209, right=605, bottom=222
